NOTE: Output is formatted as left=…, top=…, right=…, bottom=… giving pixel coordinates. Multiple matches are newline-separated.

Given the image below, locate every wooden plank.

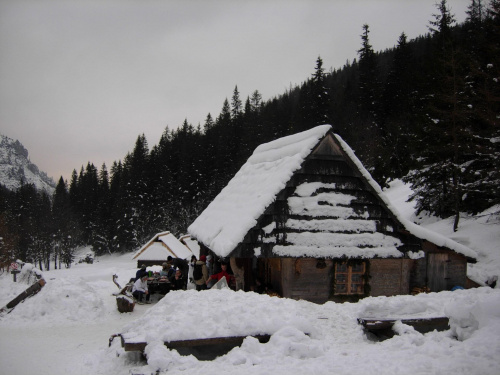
left=122, top=334, right=272, bottom=352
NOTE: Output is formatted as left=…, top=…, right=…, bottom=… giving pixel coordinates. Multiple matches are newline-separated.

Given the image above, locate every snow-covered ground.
left=0, top=180, right=499, bottom=375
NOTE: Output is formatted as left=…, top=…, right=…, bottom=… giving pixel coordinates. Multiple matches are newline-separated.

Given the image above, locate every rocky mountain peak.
left=0, top=134, right=56, bottom=194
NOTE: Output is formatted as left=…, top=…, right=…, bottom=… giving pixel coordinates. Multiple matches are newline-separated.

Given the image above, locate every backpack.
left=193, top=263, right=203, bottom=281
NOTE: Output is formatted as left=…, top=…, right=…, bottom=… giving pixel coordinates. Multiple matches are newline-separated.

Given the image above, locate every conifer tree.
left=91, top=164, right=113, bottom=254
left=0, top=210, right=17, bottom=269
left=12, top=183, right=52, bottom=269
left=231, top=86, right=243, bottom=120
left=458, top=0, right=500, bottom=212
left=121, top=134, right=152, bottom=249
left=404, top=0, right=474, bottom=231
left=381, top=32, right=420, bottom=178
left=310, top=56, right=330, bottom=126
left=357, top=24, right=384, bottom=181
left=52, top=177, right=69, bottom=268
left=358, top=24, right=381, bottom=126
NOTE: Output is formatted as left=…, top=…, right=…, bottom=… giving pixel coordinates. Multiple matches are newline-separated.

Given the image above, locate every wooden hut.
left=188, top=125, right=477, bottom=303
left=132, top=231, right=193, bottom=268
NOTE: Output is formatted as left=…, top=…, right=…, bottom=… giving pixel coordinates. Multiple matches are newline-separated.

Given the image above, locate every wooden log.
left=6, top=279, right=46, bottom=309
left=0, top=279, right=46, bottom=316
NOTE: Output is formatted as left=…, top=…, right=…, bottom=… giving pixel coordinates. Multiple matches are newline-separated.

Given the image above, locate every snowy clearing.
left=0, top=180, right=499, bottom=375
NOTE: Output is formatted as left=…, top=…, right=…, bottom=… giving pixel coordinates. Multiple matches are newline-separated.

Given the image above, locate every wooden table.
left=147, top=278, right=173, bottom=295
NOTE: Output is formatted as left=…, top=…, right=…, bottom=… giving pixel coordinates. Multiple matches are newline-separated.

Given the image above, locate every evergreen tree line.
left=0, top=0, right=498, bottom=269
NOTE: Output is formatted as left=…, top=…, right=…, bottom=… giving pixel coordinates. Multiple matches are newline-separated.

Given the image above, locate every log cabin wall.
left=369, top=259, right=412, bottom=296
left=410, top=257, right=428, bottom=290
left=422, top=242, right=468, bottom=291
left=280, top=258, right=333, bottom=303
left=408, top=242, right=468, bottom=292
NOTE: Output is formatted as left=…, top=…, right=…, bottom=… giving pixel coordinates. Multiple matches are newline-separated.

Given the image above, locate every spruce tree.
left=404, top=0, right=474, bottom=231
left=231, top=86, right=243, bottom=120
left=52, top=177, right=69, bottom=268
left=458, top=0, right=500, bottom=212
left=381, top=32, right=421, bottom=178
left=311, top=56, right=330, bottom=126
left=357, top=24, right=384, bottom=182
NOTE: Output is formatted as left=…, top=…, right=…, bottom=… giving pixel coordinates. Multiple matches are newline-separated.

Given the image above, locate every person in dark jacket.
left=169, top=269, right=186, bottom=290
left=135, top=264, right=148, bottom=281
left=166, top=256, right=188, bottom=288
left=193, top=255, right=209, bottom=291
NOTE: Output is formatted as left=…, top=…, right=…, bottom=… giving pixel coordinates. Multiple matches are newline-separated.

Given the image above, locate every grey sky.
left=0, top=0, right=471, bottom=182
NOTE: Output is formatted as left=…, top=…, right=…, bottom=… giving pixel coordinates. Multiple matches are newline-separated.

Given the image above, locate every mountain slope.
left=0, top=134, right=55, bottom=194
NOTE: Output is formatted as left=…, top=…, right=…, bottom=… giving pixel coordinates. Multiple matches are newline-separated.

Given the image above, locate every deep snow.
left=0, top=180, right=499, bottom=375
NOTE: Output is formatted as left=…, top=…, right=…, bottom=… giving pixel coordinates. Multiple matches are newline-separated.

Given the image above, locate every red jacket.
left=210, top=270, right=231, bottom=281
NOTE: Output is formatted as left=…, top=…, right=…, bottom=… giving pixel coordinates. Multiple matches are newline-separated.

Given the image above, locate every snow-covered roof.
left=188, top=125, right=477, bottom=261
left=133, top=232, right=193, bottom=261
left=334, top=136, right=478, bottom=260
left=179, top=235, right=200, bottom=259
left=188, top=125, right=331, bottom=256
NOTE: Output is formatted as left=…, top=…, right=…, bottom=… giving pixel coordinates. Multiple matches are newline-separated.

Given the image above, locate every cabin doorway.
left=427, top=253, right=448, bottom=292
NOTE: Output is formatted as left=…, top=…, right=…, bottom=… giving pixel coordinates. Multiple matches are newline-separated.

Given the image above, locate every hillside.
left=0, top=134, right=55, bottom=194
left=384, top=180, right=500, bottom=287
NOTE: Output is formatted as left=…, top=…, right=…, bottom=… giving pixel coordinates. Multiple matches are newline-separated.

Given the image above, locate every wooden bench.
left=358, top=317, right=449, bottom=340
left=118, top=333, right=272, bottom=360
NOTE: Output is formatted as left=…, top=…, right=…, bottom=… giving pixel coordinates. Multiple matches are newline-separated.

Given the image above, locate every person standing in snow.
left=132, top=274, right=150, bottom=304
left=193, top=255, right=209, bottom=291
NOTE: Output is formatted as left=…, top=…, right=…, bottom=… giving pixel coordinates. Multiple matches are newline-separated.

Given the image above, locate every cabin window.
left=334, top=261, right=366, bottom=295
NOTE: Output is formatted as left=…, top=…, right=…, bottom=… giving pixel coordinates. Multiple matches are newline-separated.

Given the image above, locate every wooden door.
left=428, top=253, right=448, bottom=292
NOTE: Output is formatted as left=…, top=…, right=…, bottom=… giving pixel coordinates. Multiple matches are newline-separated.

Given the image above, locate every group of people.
left=131, top=254, right=257, bottom=303
left=131, top=256, right=189, bottom=303
left=191, top=255, right=240, bottom=291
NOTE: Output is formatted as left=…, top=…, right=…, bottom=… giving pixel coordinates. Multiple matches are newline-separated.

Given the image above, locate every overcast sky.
left=0, top=0, right=471, bottom=182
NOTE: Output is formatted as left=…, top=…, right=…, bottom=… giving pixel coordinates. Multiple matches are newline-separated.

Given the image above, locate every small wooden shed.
left=188, top=125, right=477, bottom=303
left=132, top=231, right=193, bottom=268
